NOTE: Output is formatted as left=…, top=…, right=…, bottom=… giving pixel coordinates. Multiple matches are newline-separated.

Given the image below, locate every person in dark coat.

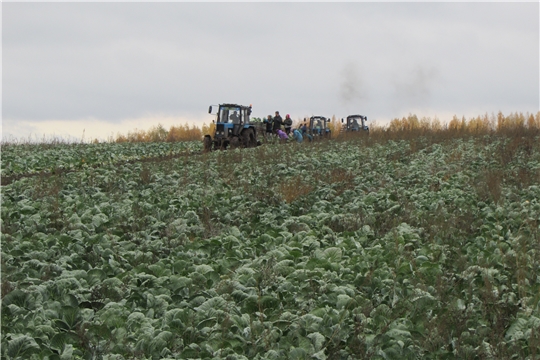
left=263, top=115, right=273, bottom=138
left=300, top=122, right=308, bottom=135
left=229, top=111, right=240, bottom=124
left=301, top=122, right=312, bottom=141
left=273, top=111, right=283, bottom=133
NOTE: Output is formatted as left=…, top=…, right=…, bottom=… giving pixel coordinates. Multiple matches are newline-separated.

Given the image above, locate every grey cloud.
left=2, top=2, right=538, bottom=135
left=340, top=63, right=367, bottom=106
left=392, top=66, right=439, bottom=109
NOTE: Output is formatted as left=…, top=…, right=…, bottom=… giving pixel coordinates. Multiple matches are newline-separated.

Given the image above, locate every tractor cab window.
left=310, top=118, right=323, bottom=134
left=229, top=109, right=241, bottom=124
left=219, top=107, right=242, bottom=124
left=243, top=109, right=250, bottom=124
left=349, top=118, right=360, bottom=130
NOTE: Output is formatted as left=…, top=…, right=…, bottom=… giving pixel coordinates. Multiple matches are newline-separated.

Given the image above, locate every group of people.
left=263, top=111, right=311, bottom=143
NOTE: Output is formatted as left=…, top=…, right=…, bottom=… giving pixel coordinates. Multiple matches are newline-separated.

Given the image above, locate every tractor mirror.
left=341, top=118, right=344, bottom=123
left=208, top=106, right=212, bottom=114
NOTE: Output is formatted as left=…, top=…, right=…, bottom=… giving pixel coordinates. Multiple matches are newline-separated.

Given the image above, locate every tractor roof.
left=220, top=103, right=252, bottom=110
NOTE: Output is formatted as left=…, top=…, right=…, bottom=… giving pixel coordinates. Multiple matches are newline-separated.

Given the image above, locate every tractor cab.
left=342, top=115, right=369, bottom=133
left=210, top=103, right=252, bottom=136
left=308, top=116, right=331, bottom=139
left=204, top=103, right=258, bottom=151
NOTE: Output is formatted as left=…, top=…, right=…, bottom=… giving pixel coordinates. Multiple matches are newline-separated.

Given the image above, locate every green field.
left=1, top=131, right=539, bottom=359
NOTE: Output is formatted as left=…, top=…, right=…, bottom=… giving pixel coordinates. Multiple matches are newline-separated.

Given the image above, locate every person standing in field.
left=263, top=115, right=273, bottom=139
left=273, top=111, right=283, bottom=134
left=284, top=114, right=293, bottom=134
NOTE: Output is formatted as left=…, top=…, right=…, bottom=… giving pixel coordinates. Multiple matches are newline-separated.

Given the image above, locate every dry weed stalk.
left=278, top=176, right=313, bottom=203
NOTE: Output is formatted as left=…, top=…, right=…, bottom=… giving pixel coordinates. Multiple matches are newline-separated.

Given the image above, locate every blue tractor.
left=306, top=116, right=332, bottom=140
left=204, top=103, right=260, bottom=152
left=341, top=115, right=369, bottom=134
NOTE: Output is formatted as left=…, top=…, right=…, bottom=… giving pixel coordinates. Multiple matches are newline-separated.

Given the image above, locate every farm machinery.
left=305, top=116, right=332, bottom=140
left=341, top=115, right=369, bottom=134
left=203, top=103, right=262, bottom=151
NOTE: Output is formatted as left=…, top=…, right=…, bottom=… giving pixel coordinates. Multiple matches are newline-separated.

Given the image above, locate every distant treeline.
left=3, top=112, right=539, bottom=145
left=109, top=111, right=539, bottom=143
left=382, top=111, right=540, bottom=134
left=112, top=123, right=215, bottom=143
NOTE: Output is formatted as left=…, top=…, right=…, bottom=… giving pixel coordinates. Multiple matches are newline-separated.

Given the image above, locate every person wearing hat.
left=284, top=114, right=293, bottom=135
left=272, top=111, right=283, bottom=134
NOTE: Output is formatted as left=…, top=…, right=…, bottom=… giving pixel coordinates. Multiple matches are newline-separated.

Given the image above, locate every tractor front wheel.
left=243, top=129, right=256, bottom=148
left=230, top=136, right=240, bottom=149
left=203, top=135, right=212, bottom=153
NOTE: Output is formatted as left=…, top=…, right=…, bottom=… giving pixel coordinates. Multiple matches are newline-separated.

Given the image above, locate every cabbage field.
left=1, top=132, right=539, bottom=359
left=1, top=141, right=201, bottom=185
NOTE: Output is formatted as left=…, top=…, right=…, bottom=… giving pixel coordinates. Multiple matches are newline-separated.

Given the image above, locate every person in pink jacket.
left=284, top=114, right=293, bottom=134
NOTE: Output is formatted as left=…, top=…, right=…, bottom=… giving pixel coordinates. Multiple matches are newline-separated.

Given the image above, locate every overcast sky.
left=2, top=2, right=539, bottom=141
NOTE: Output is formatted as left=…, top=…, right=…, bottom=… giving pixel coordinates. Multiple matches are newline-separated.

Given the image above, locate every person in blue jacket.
left=292, top=128, right=303, bottom=143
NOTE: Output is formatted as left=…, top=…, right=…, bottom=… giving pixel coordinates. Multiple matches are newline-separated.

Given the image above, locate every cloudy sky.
left=2, top=1, right=539, bottom=141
